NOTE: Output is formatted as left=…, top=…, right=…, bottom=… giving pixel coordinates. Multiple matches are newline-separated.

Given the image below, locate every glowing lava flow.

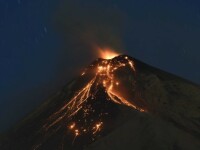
left=43, top=55, right=145, bottom=144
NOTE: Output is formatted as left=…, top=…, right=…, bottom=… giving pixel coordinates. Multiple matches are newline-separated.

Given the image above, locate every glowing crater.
left=98, top=48, right=120, bottom=59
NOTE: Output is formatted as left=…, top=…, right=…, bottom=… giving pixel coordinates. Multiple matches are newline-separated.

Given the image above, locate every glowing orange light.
left=42, top=54, right=146, bottom=145
left=98, top=66, right=103, bottom=72
left=98, top=48, right=119, bottom=59
left=75, top=129, right=79, bottom=136
left=93, top=122, right=103, bottom=134
left=69, top=123, right=75, bottom=129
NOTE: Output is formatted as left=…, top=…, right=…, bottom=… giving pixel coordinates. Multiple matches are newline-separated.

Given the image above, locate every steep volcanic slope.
left=85, top=58, right=200, bottom=150
left=0, top=55, right=200, bottom=150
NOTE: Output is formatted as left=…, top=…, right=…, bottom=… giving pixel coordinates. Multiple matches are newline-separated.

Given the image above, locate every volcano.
left=1, top=55, right=200, bottom=150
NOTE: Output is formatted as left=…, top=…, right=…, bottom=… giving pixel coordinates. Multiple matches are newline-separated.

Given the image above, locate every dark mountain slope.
left=0, top=55, right=200, bottom=150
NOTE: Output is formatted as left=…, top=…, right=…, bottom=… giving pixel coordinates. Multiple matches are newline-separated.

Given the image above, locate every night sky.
left=0, top=0, right=200, bottom=132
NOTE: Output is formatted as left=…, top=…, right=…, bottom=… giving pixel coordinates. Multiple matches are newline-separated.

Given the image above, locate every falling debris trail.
left=41, top=55, right=146, bottom=147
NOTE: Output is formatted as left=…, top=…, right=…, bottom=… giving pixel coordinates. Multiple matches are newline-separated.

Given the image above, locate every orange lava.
left=43, top=54, right=145, bottom=144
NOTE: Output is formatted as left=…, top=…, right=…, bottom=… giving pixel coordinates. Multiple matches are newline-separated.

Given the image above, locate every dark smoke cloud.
left=53, top=0, right=126, bottom=66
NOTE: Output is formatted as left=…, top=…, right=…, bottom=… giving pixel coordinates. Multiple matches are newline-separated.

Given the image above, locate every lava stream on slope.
left=37, top=55, right=147, bottom=149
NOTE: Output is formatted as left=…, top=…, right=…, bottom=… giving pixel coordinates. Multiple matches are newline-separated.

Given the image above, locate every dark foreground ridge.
left=0, top=55, right=200, bottom=150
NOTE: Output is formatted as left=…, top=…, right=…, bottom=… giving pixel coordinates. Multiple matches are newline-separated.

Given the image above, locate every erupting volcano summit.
left=1, top=53, right=200, bottom=150
left=43, top=55, right=146, bottom=146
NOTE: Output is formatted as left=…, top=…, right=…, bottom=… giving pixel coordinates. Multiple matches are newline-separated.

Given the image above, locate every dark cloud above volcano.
left=53, top=0, right=126, bottom=60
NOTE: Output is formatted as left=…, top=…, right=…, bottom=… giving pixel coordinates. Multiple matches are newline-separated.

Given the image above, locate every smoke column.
left=53, top=0, right=126, bottom=69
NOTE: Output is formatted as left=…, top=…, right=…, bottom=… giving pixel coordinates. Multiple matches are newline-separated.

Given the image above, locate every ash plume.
left=53, top=0, right=126, bottom=62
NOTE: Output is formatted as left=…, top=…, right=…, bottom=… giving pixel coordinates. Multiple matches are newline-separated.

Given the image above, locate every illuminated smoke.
left=54, top=1, right=125, bottom=61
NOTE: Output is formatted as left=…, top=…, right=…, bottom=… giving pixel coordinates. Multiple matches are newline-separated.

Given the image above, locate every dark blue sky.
left=0, top=0, right=200, bottom=132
